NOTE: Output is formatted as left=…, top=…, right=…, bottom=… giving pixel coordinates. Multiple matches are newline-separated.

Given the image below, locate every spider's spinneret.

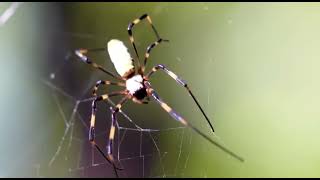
left=107, top=39, right=135, bottom=78
left=126, top=75, right=147, bottom=100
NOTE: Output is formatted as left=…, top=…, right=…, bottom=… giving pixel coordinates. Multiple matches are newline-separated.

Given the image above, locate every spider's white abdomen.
left=107, top=39, right=134, bottom=77
left=126, top=75, right=144, bottom=95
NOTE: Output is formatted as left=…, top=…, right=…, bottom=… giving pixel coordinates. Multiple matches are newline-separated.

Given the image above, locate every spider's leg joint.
left=110, top=106, right=120, bottom=113
left=109, top=106, right=114, bottom=112
left=74, top=50, right=89, bottom=63
left=146, top=44, right=155, bottom=52
left=89, top=127, right=95, bottom=142
left=177, top=77, right=187, bottom=87
left=155, top=64, right=165, bottom=69
left=93, top=80, right=105, bottom=96
left=141, top=13, right=148, bottom=19
left=157, top=38, right=169, bottom=43
left=96, top=80, right=104, bottom=85
left=128, top=23, right=134, bottom=32
left=92, top=98, right=98, bottom=111
left=106, top=145, right=112, bottom=154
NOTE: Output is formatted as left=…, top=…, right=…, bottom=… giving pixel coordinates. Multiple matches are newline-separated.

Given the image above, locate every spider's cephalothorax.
left=125, top=75, right=147, bottom=100
left=74, top=13, right=243, bottom=178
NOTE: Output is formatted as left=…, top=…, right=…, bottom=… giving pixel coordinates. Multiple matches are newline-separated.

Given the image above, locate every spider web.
left=28, top=3, right=237, bottom=178
left=38, top=68, right=196, bottom=178
left=35, top=29, right=219, bottom=179
left=32, top=23, right=195, bottom=176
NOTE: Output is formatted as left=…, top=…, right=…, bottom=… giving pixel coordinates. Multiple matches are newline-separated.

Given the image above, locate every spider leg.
left=89, top=90, right=128, bottom=174
left=144, top=81, right=244, bottom=162
left=92, top=80, right=126, bottom=97
left=141, top=38, right=168, bottom=74
left=127, top=14, right=169, bottom=70
left=132, top=97, right=148, bottom=104
left=106, top=95, right=130, bottom=176
left=74, top=48, right=124, bottom=81
left=146, top=64, right=215, bottom=133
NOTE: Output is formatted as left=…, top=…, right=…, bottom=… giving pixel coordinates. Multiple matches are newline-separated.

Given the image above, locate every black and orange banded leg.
left=92, top=80, right=126, bottom=97
left=128, top=14, right=169, bottom=67
left=146, top=64, right=215, bottom=133
left=74, top=48, right=123, bottom=81
left=144, top=82, right=244, bottom=162
left=106, top=95, right=130, bottom=164
left=128, top=14, right=158, bottom=60
left=141, top=38, right=168, bottom=73
left=89, top=91, right=127, bottom=175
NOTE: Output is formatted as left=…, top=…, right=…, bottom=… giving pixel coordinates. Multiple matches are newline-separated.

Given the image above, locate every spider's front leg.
left=128, top=13, right=160, bottom=60
left=74, top=48, right=123, bottom=81
left=141, top=38, right=169, bottom=73
left=127, top=13, right=169, bottom=73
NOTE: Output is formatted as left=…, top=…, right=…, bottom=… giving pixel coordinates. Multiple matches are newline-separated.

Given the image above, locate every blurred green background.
left=2, top=2, right=320, bottom=178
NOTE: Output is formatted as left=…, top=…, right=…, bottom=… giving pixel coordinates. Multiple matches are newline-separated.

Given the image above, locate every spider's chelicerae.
left=74, top=14, right=244, bottom=177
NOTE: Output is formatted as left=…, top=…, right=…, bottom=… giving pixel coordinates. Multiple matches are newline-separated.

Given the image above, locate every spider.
left=74, top=14, right=244, bottom=177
